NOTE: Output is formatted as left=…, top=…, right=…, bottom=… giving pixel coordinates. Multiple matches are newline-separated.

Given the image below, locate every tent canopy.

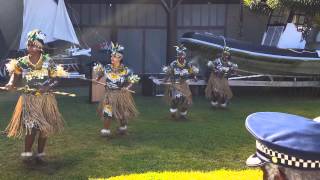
left=0, top=0, right=79, bottom=59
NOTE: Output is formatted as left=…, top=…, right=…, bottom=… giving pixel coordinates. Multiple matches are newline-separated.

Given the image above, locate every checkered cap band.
left=256, top=141, right=320, bottom=169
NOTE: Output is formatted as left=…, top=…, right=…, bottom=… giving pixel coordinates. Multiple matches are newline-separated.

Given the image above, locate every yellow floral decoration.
left=51, top=65, right=69, bottom=78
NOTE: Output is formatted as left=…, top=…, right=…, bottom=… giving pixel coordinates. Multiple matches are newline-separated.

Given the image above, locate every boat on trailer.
left=180, top=32, right=320, bottom=77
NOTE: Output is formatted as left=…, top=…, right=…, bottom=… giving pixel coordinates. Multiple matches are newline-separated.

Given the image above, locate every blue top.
left=7, top=54, right=60, bottom=90
left=94, top=64, right=139, bottom=90
left=163, top=59, right=199, bottom=82
left=207, top=57, right=237, bottom=78
left=104, top=64, right=131, bottom=89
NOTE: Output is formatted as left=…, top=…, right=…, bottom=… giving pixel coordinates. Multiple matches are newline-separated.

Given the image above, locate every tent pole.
left=161, top=0, right=183, bottom=64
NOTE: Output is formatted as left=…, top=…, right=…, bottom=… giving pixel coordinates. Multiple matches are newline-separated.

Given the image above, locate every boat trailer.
left=149, top=70, right=320, bottom=96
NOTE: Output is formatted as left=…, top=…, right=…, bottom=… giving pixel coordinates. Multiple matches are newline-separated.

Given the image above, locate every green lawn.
left=0, top=88, right=319, bottom=179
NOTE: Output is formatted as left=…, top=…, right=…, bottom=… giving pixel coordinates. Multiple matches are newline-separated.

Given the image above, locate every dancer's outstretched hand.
left=192, top=76, right=198, bottom=82
left=4, top=83, right=15, bottom=91
left=121, top=87, right=129, bottom=91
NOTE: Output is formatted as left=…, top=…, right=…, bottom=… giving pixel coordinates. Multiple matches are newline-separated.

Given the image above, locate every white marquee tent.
left=0, top=0, right=79, bottom=59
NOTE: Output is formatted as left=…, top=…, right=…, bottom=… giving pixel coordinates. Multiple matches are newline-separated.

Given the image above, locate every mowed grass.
left=0, top=87, right=319, bottom=180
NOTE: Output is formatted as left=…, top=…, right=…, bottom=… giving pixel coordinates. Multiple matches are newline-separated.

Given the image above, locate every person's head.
left=111, top=52, right=123, bottom=67
left=26, top=29, right=45, bottom=55
left=177, top=51, right=186, bottom=61
left=109, top=42, right=124, bottom=67
left=222, top=48, right=231, bottom=61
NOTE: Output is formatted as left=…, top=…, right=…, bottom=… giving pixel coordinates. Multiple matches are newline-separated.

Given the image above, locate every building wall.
left=226, top=4, right=268, bottom=44
left=115, top=4, right=167, bottom=74
left=68, top=2, right=268, bottom=73
left=68, top=3, right=167, bottom=74
left=177, top=4, right=226, bottom=38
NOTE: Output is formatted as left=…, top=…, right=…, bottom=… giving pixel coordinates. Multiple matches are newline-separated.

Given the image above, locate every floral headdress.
left=26, top=29, right=46, bottom=50
left=109, top=42, right=125, bottom=58
left=174, top=44, right=187, bottom=58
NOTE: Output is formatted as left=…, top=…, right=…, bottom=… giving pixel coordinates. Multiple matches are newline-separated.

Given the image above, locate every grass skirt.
left=5, top=93, right=64, bottom=138
left=205, top=73, right=233, bottom=100
left=164, top=81, right=192, bottom=109
left=98, top=89, right=138, bottom=124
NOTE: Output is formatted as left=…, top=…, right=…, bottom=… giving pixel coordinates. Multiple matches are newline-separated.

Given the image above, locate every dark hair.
left=38, top=39, right=44, bottom=46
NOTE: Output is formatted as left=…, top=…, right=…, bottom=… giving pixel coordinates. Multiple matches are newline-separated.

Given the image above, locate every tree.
left=244, top=0, right=320, bottom=40
left=244, top=0, right=320, bottom=15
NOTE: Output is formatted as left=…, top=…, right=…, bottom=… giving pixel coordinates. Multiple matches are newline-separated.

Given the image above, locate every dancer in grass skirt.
left=162, top=44, right=199, bottom=120
left=3, top=29, right=68, bottom=164
left=94, top=42, right=139, bottom=137
left=205, top=47, right=237, bottom=108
